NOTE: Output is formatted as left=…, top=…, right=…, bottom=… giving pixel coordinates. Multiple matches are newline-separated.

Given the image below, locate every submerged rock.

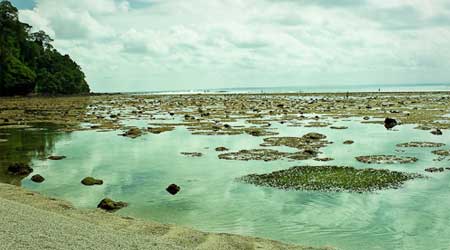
left=384, top=118, right=397, bottom=129
left=8, top=163, right=33, bottom=176
left=97, top=198, right=128, bottom=212
left=425, top=167, right=444, bottom=173
left=31, top=174, right=45, bottom=183
left=147, top=126, right=175, bottom=134
left=122, top=127, right=142, bottom=138
left=181, top=152, right=203, bottom=157
left=431, top=129, right=443, bottom=135
left=215, top=147, right=229, bottom=152
left=166, top=184, right=181, bottom=195
left=432, top=150, right=450, bottom=156
left=330, top=126, right=348, bottom=130
left=81, top=177, right=103, bottom=186
left=343, top=140, right=354, bottom=145
left=356, top=155, right=418, bottom=164
left=238, top=165, right=422, bottom=192
left=396, top=142, right=445, bottom=148
left=48, top=155, right=66, bottom=160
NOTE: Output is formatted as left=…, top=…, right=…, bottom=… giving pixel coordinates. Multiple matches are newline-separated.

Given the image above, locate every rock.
left=48, top=155, right=66, bottom=160
left=384, top=118, right=397, bottom=129
left=303, top=132, right=327, bottom=140
left=425, top=167, right=444, bottom=173
left=81, top=177, right=103, bottom=186
left=215, top=147, right=229, bottom=152
left=363, top=116, right=370, bottom=120
left=7, top=163, right=33, bottom=176
left=181, top=152, right=203, bottom=157
left=97, top=198, right=128, bottom=211
left=431, top=129, right=443, bottom=135
left=31, top=174, right=45, bottom=183
left=330, top=126, right=348, bottom=130
left=166, top=184, right=180, bottom=195
left=343, top=140, right=354, bottom=144
left=122, top=127, right=142, bottom=138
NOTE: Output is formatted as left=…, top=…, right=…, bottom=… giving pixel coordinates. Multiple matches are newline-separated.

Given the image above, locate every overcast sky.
left=11, top=0, right=450, bottom=92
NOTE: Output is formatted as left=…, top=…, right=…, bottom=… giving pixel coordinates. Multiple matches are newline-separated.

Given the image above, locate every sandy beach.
left=0, top=183, right=329, bottom=250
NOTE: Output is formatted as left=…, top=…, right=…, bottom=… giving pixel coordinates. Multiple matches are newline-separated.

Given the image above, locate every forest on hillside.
left=0, top=0, right=90, bottom=96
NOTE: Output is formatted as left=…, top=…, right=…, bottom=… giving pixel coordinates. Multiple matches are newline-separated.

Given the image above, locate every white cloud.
left=18, top=0, right=450, bottom=92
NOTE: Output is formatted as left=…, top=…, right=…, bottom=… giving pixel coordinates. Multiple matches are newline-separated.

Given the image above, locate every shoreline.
left=0, top=183, right=331, bottom=250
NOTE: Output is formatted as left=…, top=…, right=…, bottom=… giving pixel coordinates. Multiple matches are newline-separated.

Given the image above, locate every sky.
left=11, top=0, right=450, bottom=92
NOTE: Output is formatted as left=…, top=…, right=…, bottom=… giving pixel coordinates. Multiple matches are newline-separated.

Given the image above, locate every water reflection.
left=0, top=124, right=68, bottom=185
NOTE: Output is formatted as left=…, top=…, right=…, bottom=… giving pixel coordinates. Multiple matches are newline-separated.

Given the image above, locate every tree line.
left=0, top=0, right=90, bottom=96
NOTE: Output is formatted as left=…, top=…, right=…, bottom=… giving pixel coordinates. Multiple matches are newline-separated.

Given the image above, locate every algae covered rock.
left=31, top=174, right=45, bottom=183
left=81, top=177, right=103, bottom=186
left=215, top=147, right=229, bottom=152
left=219, top=149, right=289, bottom=161
left=343, top=140, right=354, bottom=145
left=166, top=184, right=181, bottom=195
left=356, top=155, right=418, bottom=164
left=122, top=127, right=142, bottom=138
left=7, top=163, right=33, bottom=176
left=238, top=165, right=422, bottom=192
left=181, top=152, right=203, bottom=157
left=396, top=142, right=445, bottom=148
left=97, top=198, right=128, bottom=211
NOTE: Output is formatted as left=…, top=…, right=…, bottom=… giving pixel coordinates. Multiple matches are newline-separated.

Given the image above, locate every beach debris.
left=122, top=127, right=142, bottom=138
left=396, top=142, right=445, bottom=148
left=384, top=118, right=398, bottom=129
left=238, top=166, right=422, bottom=192
left=356, top=155, right=418, bottom=164
left=215, top=146, right=229, bottom=152
left=425, top=167, right=444, bottom=173
left=97, top=198, right=128, bottom=212
left=7, top=163, right=33, bottom=176
left=31, top=174, right=45, bottom=183
left=81, top=177, right=104, bottom=186
left=48, top=155, right=66, bottom=160
left=431, top=129, right=443, bottom=135
left=166, top=184, right=181, bottom=195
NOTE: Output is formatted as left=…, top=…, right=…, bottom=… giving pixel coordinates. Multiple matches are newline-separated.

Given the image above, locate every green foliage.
left=0, top=0, right=89, bottom=96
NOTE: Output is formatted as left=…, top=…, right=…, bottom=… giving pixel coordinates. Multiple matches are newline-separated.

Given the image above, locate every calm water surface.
left=1, top=117, right=450, bottom=250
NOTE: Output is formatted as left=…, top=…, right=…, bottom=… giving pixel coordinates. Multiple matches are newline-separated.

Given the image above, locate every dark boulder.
left=48, top=156, right=66, bottom=160
left=215, top=147, right=229, bottom=152
left=166, top=184, right=181, bottom=195
left=31, top=174, right=45, bottom=183
left=431, top=129, right=443, bottom=135
left=8, top=163, right=33, bottom=176
left=81, top=177, right=103, bottom=186
left=97, top=198, right=128, bottom=211
left=343, top=140, right=354, bottom=144
left=425, top=167, right=444, bottom=173
left=384, top=118, right=397, bottom=129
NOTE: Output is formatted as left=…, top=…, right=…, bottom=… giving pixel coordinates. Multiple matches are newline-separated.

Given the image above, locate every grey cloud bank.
left=15, top=0, right=450, bottom=92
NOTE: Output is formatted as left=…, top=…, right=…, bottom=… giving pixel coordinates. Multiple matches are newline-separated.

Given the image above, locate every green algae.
left=238, top=166, right=422, bottom=192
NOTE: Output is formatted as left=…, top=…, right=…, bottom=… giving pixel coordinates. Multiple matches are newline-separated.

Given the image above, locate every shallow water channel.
left=1, top=118, right=449, bottom=250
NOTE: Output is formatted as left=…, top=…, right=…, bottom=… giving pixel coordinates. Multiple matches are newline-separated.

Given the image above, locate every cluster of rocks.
left=356, top=155, right=418, bottom=164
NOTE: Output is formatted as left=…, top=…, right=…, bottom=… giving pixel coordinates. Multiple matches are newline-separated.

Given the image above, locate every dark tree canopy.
left=0, top=0, right=90, bottom=96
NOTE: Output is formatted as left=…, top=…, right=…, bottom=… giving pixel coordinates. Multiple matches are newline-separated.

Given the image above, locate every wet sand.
left=0, top=183, right=330, bottom=250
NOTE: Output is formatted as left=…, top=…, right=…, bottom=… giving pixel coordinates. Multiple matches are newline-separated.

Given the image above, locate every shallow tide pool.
left=2, top=119, right=450, bottom=250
